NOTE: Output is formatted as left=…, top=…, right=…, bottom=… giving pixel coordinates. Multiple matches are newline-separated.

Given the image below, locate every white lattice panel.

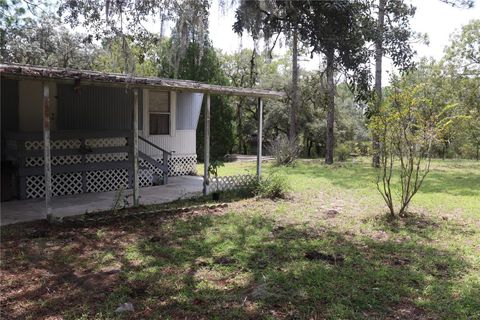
left=25, top=155, right=83, bottom=167
left=25, top=156, right=43, bottom=167
left=25, top=140, right=43, bottom=151
left=139, top=168, right=153, bottom=187
left=52, top=139, right=81, bottom=149
left=53, top=173, right=83, bottom=196
left=23, top=148, right=197, bottom=198
left=168, top=155, right=197, bottom=176
left=26, top=173, right=83, bottom=199
left=139, top=154, right=197, bottom=179
left=85, top=137, right=127, bottom=148
left=25, top=155, right=86, bottom=167
left=25, top=139, right=82, bottom=151
left=86, top=153, right=128, bottom=163
left=86, top=169, right=129, bottom=193
left=26, top=175, right=46, bottom=199
left=210, top=174, right=257, bottom=193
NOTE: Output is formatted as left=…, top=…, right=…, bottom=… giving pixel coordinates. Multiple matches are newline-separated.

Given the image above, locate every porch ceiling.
left=0, top=63, right=285, bottom=99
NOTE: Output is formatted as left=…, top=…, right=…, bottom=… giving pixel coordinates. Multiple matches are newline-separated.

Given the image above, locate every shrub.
left=356, top=141, right=371, bottom=156
left=369, top=77, right=443, bottom=217
left=268, top=136, right=301, bottom=166
left=255, top=173, right=290, bottom=199
left=335, top=144, right=350, bottom=162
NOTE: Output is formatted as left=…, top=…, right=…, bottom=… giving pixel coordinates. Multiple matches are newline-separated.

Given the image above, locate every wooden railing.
left=5, top=131, right=173, bottom=199
left=5, top=130, right=135, bottom=199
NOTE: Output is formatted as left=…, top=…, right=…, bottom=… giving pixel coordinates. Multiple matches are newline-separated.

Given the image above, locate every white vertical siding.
left=139, top=130, right=196, bottom=156
left=141, top=89, right=196, bottom=157
left=176, top=92, right=203, bottom=130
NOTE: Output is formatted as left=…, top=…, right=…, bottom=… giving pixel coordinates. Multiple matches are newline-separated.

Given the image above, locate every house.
left=0, top=64, right=284, bottom=224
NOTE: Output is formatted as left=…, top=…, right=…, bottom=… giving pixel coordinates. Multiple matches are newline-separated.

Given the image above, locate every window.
left=149, top=91, right=170, bottom=135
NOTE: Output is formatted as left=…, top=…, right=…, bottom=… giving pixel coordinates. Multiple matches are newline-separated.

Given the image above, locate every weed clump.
left=255, top=173, right=290, bottom=199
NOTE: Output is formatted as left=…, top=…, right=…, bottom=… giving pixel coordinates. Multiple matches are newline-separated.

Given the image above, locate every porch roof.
left=0, top=63, right=285, bottom=99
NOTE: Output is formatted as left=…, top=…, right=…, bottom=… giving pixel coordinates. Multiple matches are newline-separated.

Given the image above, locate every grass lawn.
left=1, top=158, right=479, bottom=319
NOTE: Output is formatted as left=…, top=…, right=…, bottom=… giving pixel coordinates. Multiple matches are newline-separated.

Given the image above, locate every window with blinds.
left=149, top=91, right=170, bottom=135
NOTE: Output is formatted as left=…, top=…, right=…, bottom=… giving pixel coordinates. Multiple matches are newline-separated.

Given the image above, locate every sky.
left=208, top=0, right=480, bottom=75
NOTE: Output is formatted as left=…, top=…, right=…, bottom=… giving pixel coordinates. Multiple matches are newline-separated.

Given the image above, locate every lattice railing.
left=6, top=131, right=132, bottom=199
left=6, top=131, right=198, bottom=199
left=209, top=174, right=257, bottom=193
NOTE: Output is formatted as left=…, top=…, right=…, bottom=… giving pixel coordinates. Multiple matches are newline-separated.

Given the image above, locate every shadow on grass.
left=1, top=208, right=477, bottom=319
left=419, top=171, right=480, bottom=197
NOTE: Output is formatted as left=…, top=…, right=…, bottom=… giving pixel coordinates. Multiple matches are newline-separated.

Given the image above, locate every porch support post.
left=257, top=97, right=263, bottom=179
left=203, top=94, right=210, bottom=196
left=42, top=83, right=53, bottom=219
left=133, top=88, right=140, bottom=206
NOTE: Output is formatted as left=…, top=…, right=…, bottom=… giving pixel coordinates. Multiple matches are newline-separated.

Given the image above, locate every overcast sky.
left=208, top=0, right=479, bottom=75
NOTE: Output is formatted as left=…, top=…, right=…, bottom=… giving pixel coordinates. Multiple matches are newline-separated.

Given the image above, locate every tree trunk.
left=325, top=47, right=335, bottom=165
left=289, top=27, right=299, bottom=141
left=372, top=0, right=386, bottom=168
left=307, top=139, right=313, bottom=158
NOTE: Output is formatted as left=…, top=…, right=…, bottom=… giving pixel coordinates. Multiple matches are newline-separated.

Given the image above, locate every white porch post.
left=133, top=88, right=140, bottom=206
left=203, top=94, right=210, bottom=196
left=42, top=83, right=53, bottom=219
left=257, top=97, right=263, bottom=179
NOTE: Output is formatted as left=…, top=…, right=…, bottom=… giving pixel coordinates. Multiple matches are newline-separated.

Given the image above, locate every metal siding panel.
left=58, top=85, right=136, bottom=130
left=1, top=79, right=19, bottom=161
left=1, top=79, right=19, bottom=132
left=141, top=130, right=196, bottom=156
left=176, top=92, right=203, bottom=130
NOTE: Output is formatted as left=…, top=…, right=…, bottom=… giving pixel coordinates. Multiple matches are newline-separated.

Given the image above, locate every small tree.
left=268, top=136, right=301, bottom=166
left=371, top=77, right=445, bottom=217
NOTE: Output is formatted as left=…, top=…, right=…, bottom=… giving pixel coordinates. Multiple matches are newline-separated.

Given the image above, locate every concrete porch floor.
left=0, top=176, right=203, bottom=226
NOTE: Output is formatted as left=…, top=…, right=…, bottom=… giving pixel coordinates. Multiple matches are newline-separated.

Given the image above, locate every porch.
left=0, top=64, right=285, bottom=226
left=0, top=175, right=203, bottom=226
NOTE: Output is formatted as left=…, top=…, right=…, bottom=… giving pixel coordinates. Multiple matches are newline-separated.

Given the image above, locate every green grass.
left=1, top=158, right=479, bottom=319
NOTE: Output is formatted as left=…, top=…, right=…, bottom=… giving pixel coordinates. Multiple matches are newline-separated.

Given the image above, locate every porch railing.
left=4, top=130, right=169, bottom=199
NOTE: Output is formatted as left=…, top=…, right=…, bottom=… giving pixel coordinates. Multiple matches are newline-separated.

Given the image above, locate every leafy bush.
left=255, top=173, right=290, bottom=199
left=356, top=141, right=371, bottom=156
left=268, top=137, right=301, bottom=166
left=208, top=160, right=224, bottom=178
left=335, top=144, right=350, bottom=162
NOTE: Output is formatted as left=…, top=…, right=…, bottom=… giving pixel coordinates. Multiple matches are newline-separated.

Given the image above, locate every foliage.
left=58, top=0, right=211, bottom=76
left=268, top=136, right=301, bottom=166
left=335, top=144, right=350, bottom=162
left=369, top=73, right=463, bottom=217
left=255, top=172, right=290, bottom=199
left=233, top=0, right=303, bottom=139
left=1, top=5, right=99, bottom=68
left=220, top=49, right=290, bottom=155
left=170, top=43, right=235, bottom=161
left=208, top=160, right=224, bottom=178
left=444, top=19, right=480, bottom=76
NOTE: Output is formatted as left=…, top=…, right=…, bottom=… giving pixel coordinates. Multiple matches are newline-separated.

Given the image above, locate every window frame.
left=147, top=90, right=171, bottom=136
